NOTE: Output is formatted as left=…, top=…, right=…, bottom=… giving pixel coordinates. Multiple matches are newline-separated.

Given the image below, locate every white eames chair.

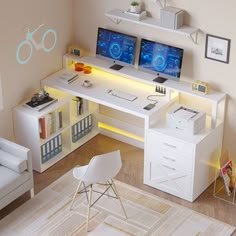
left=70, top=150, right=127, bottom=232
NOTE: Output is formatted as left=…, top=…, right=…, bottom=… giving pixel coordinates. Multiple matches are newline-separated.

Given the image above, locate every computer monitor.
left=138, top=38, right=184, bottom=83
left=96, top=27, right=137, bottom=70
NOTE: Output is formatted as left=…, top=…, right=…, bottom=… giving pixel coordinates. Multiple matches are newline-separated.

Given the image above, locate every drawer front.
left=155, top=150, right=192, bottom=172
left=146, top=130, right=194, bottom=158
left=144, top=160, right=192, bottom=200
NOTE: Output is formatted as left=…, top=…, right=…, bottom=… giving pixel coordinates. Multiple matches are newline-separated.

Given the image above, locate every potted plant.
left=130, top=1, right=140, bottom=13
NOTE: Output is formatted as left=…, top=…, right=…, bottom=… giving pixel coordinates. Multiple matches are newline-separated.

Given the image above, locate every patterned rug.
left=0, top=170, right=235, bottom=236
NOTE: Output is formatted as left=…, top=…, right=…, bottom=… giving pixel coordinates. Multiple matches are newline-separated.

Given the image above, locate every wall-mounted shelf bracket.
left=108, top=17, right=122, bottom=24
left=188, top=31, right=199, bottom=44
left=157, top=0, right=167, bottom=9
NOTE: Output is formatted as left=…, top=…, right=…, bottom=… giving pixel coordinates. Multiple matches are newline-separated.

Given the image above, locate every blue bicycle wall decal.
left=16, top=24, right=57, bottom=65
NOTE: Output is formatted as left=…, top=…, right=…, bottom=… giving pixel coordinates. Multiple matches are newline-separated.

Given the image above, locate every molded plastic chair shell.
left=73, top=150, right=122, bottom=184
left=70, top=150, right=127, bottom=232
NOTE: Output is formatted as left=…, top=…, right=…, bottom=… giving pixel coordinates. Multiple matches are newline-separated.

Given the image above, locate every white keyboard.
left=109, top=90, right=137, bottom=102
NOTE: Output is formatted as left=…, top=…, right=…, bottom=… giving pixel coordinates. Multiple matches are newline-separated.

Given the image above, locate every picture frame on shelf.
left=205, top=34, right=231, bottom=64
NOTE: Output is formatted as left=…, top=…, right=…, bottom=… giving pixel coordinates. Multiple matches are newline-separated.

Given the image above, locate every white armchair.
left=0, top=138, right=34, bottom=210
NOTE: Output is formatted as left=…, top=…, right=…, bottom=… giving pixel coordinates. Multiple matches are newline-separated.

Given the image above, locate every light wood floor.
left=1, top=134, right=236, bottom=234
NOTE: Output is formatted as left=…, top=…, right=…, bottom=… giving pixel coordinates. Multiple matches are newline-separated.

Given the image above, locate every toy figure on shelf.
left=30, top=89, right=49, bottom=106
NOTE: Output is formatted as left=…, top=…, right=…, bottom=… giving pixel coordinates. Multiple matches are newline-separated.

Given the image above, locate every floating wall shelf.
left=105, top=9, right=199, bottom=44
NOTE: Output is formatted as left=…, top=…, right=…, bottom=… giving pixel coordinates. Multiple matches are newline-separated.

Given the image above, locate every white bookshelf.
left=13, top=88, right=99, bottom=173
left=105, top=9, right=199, bottom=43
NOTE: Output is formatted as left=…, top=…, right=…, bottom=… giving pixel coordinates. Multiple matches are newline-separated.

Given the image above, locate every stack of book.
left=160, top=7, right=184, bottom=29
left=57, top=72, right=78, bottom=84
left=72, top=114, right=92, bottom=143
left=123, top=10, right=147, bottom=21
left=41, top=134, right=62, bottom=164
left=39, top=110, right=63, bottom=139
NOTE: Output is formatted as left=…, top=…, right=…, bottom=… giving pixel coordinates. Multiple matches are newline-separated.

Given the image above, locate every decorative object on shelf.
left=68, top=45, right=83, bottom=57
left=25, top=89, right=57, bottom=111
left=129, top=0, right=141, bottom=13
left=192, top=80, right=209, bottom=95
left=205, top=34, right=231, bottom=64
left=160, top=7, right=184, bottom=30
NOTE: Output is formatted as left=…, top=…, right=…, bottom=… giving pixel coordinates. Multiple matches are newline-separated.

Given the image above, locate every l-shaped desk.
left=14, top=54, right=226, bottom=202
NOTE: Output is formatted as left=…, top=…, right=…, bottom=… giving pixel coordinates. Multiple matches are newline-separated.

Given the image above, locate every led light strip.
left=98, top=122, right=144, bottom=142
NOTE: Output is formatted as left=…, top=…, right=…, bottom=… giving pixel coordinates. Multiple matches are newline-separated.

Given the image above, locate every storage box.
left=160, top=7, right=184, bottom=29
left=166, top=105, right=206, bottom=135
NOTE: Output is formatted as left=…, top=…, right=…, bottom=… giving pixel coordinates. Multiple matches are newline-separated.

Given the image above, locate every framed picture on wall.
left=205, top=34, right=231, bottom=64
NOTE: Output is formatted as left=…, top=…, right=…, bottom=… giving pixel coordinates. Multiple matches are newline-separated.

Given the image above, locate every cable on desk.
left=146, top=95, right=161, bottom=105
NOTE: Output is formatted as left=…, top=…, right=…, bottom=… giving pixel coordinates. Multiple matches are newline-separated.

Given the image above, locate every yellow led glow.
left=98, top=122, right=144, bottom=142
left=67, top=59, right=154, bottom=92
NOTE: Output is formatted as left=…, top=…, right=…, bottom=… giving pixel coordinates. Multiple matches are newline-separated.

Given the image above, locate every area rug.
left=0, top=170, right=235, bottom=236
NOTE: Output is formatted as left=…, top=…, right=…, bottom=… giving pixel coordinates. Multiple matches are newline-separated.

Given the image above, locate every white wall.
left=0, top=0, right=73, bottom=139
left=73, top=0, right=236, bottom=157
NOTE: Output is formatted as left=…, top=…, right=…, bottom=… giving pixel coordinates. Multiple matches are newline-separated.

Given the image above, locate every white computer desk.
left=37, top=54, right=227, bottom=201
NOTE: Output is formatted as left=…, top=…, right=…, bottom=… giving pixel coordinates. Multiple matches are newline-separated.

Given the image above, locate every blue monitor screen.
left=96, top=27, right=137, bottom=65
left=138, top=38, right=184, bottom=80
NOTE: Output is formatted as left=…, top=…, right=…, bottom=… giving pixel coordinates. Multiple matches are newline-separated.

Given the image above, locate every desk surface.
left=42, top=68, right=169, bottom=119
left=65, top=54, right=226, bottom=104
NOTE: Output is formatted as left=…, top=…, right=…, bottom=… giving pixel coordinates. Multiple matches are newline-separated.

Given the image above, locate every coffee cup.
left=83, top=80, right=92, bottom=87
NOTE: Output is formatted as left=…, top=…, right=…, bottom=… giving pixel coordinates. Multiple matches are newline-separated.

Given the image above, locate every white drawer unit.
left=144, top=126, right=223, bottom=202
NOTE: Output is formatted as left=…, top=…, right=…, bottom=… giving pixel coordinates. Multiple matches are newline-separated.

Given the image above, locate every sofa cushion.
left=0, top=149, right=27, bottom=173
left=0, top=166, right=30, bottom=200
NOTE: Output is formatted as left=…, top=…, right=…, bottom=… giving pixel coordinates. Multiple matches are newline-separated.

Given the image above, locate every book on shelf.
left=57, top=72, right=78, bottom=84
left=72, top=97, right=88, bottom=116
left=25, top=96, right=57, bottom=112
left=39, top=110, right=63, bottom=139
left=220, top=160, right=236, bottom=196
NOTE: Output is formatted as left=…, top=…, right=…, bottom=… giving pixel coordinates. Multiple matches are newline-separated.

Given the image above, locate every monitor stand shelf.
left=63, top=54, right=225, bottom=108
left=105, top=9, right=199, bottom=44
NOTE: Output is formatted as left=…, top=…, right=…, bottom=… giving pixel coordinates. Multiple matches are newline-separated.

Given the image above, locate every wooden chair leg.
left=112, top=180, right=128, bottom=219
left=86, top=184, right=93, bottom=232
left=70, top=180, right=82, bottom=210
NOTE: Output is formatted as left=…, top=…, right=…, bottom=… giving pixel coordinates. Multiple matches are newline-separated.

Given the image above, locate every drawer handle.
left=163, top=143, right=177, bottom=149
left=162, top=164, right=176, bottom=171
left=163, top=156, right=176, bottom=162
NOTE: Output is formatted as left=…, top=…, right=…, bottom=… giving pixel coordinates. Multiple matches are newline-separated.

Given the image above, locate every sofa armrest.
left=0, top=138, right=33, bottom=175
